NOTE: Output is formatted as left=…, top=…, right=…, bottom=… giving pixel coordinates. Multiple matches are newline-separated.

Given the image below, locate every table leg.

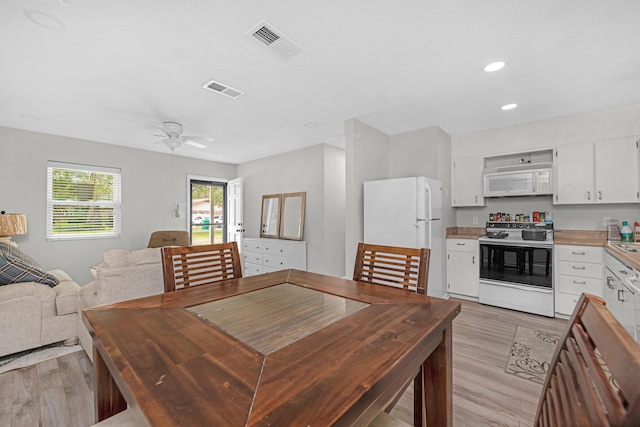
left=94, top=345, right=127, bottom=422
left=422, top=326, right=453, bottom=427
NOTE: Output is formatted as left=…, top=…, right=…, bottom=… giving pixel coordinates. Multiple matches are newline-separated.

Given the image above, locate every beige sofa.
left=0, top=269, right=80, bottom=357
left=77, top=247, right=164, bottom=361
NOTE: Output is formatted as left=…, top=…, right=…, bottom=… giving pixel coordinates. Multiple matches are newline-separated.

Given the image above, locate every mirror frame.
left=259, top=194, right=282, bottom=238
left=279, top=192, right=306, bottom=241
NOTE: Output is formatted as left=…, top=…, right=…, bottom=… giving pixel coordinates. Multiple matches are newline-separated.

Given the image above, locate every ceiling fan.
left=154, top=121, right=212, bottom=151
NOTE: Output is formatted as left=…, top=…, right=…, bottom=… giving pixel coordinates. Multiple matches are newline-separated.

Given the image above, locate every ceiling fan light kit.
left=154, top=122, right=211, bottom=151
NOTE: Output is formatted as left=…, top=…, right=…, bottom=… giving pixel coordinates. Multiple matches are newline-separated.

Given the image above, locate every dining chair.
left=161, top=242, right=243, bottom=292
left=353, top=243, right=430, bottom=295
left=353, top=243, right=430, bottom=427
left=534, top=293, right=640, bottom=426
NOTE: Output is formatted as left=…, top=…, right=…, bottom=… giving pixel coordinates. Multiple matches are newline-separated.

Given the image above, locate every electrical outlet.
left=603, top=216, right=612, bottom=226
left=472, top=216, right=478, bottom=225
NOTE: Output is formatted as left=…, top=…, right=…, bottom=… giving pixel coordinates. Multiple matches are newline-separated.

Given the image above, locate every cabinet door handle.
left=607, top=277, right=614, bottom=289
left=572, top=280, right=586, bottom=285
left=598, top=190, right=603, bottom=200
left=456, top=243, right=466, bottom=246
left=587, top=191, right=591, bottom=200
left=472, top=256, right=475, bottom=264
left=619, top=270, right=628, bottom=275
left=572, top=251, right=586, bottom=255
left=618, top=289, right=625, bottom=302
left=475, top=195, right=478, bottom=203
left=572, top=266, right=586, bottom=270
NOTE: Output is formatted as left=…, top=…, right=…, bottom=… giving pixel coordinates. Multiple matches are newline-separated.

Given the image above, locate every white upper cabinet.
left=554, top=143, right=595, bottom=204
left=555, top=136, right=640, bottom=204
left=594, top=137, right=640, bottom=203
left=452, top=156, right=485, bottom=207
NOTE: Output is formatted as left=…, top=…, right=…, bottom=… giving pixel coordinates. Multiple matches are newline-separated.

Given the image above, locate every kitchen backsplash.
left=455, top=196, right=640, bottom=230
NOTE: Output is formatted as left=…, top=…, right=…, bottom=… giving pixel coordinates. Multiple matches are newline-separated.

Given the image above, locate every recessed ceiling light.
left=501, top=103, right=518, bottom=111
left=23, top=9, right=66, bottom=30
left=305, top=122, right=318, bottom=128
left=484, top=61, right=506, bottom=72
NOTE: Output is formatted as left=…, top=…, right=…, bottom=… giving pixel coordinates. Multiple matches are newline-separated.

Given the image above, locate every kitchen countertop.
left=446, top=227, right=484, bottom=239
left=553, top=230, right=607, bottom=247
left=604, top=242, right=640, bottom=272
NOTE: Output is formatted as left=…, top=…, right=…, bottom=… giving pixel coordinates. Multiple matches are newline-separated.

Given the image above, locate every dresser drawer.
left=263, top=254, right=288, bottom=269
left=243, top=241, right=262, bottom=252
left=556, top=275, right=603, bottom=297
left=262, top=243, right=290, bottom=257
left=557, top=260, right=603, bottom=279
left=243, top=252, right=263, bottom=265
left=244, top=263, right=263, bottom=276
left=556, top=245, right=602, bottom=264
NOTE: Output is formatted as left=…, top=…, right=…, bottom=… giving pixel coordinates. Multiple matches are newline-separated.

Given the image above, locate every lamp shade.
left=0, top=213, right=27, bottom=236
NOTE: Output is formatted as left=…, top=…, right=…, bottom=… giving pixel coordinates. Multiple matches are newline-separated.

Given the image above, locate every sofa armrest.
left=52, top=279, right=81, bottom=316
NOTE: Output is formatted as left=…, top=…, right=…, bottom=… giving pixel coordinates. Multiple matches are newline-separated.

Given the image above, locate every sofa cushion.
left=102, top=247, right=160, bottom=268
left=0, top=242, right=40, bottom=267
left=0, top=252, right=59, bottom=287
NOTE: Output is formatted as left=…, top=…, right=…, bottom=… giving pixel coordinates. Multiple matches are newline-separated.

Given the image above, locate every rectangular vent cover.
left=202, top=79, right=245, bottom=99
left=248, top=21, right=302, bottom=58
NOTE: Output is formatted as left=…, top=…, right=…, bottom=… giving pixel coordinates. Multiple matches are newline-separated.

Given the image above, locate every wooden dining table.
left=83, top=269, right=461, bottom=427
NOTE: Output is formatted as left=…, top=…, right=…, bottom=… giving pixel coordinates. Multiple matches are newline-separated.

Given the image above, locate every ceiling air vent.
left=247, top=21, right=301, bottom=59
left=202, top=79, right=245, bottom=99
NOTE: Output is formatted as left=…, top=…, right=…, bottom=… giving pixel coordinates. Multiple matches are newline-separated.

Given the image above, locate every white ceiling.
left=1, top=1, right=639, bottom=164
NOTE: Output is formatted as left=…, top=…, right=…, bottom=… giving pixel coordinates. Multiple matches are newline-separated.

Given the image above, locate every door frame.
left=187, top=175, right=229, bottom=244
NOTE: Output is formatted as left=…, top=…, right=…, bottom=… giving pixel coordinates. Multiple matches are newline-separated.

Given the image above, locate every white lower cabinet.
left=554, top=245, right=603, bottom=316
left=446, top=238, right=479, bottom=298
left=242, top=238, right=306, bottom=276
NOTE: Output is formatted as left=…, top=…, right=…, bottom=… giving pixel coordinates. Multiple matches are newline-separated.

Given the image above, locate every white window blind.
left=47, top=161, right=121, bottom=240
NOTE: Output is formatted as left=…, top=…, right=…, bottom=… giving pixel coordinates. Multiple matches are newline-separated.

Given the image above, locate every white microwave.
left=484, top=169, right=552, bottom=197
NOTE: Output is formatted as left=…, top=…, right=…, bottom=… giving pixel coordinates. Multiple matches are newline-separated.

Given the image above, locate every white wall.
left=344, top=119, right=454, bottom=278
left=345, top=119, right=390, bottom=276
left=237, top=144, right=346, bottom=276
left=0, top=126, right=236, bottom=284
left=452, top=104, right=640, bottom=229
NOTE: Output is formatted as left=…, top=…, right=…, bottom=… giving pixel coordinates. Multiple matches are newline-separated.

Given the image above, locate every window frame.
left=46, top=161, right=122, bottom=241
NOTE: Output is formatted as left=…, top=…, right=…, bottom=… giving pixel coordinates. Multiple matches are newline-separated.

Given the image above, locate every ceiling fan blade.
left=182, top=135, right=214, bottom=143
left=184, top=139, right=207, bottom=149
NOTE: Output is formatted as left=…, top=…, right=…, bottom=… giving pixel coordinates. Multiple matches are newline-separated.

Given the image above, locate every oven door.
left=479, top=239, right=553, bottom=289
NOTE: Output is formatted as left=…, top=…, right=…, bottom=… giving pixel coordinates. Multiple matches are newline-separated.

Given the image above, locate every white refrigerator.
left=363, top=176, right=444, bottom=298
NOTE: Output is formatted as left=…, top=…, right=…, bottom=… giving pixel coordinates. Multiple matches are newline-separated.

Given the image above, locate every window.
left=47, top=161, right=121, bottom=240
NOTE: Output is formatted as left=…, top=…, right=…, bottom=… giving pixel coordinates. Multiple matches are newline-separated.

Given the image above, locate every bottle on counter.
left=621, top=221, right=633, bottom=242
left=634, top=222, right=640, bottom=242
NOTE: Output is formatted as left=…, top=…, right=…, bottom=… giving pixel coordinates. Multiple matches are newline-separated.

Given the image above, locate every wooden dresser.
left=242, top=238, right=307, bottom=276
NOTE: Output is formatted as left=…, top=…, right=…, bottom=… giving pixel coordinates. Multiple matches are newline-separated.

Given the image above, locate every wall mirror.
left=260, top=194, right=281, bottom=238
left=279, top=192, right=306, bottom=241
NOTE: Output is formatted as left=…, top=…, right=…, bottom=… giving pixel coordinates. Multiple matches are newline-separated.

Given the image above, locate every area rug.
left=505, top=326, right=560, bottom=384
left=0, top=342, right=82, bottom=375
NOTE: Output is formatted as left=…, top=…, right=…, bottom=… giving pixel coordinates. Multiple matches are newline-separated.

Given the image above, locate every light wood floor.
left=390, top=299, right=567, bottom=426
left=0, top=299, right=566, bottom=427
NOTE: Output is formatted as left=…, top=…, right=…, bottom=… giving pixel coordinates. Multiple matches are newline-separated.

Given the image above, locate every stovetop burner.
left=481, top=222, right=554, bottom=245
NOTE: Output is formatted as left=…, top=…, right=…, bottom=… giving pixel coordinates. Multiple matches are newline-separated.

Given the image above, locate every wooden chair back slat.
left=534, top=293, right=640, bottom=427
left=353, top=243, right=430, bottom=294
left=161, top=242, right=242, bottom=292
